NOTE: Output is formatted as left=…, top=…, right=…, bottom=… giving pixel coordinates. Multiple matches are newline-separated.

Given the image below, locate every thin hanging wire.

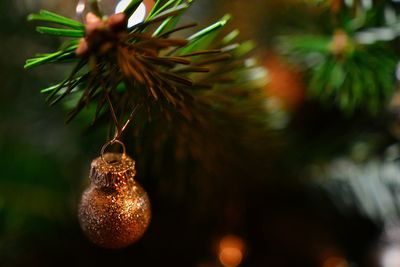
left=76, top=0, right=143, bottom=143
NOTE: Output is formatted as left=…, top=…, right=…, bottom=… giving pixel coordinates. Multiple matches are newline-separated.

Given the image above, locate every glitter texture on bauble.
left=79, top=152, right=151, bottom=249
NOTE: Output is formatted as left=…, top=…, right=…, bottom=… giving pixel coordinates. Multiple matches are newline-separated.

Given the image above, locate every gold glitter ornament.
left=79, top=141, right=151, bottom=249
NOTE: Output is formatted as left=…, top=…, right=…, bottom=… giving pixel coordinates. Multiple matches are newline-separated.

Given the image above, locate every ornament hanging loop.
left=101, top=139, right=126, bottom=164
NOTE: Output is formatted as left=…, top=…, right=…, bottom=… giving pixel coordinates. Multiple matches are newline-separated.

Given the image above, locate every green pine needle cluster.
left=279, top=1, right=400, bottom=115
left=281, top=34, right=396, bottom=114
left=25, top=0, right=266, bottom=129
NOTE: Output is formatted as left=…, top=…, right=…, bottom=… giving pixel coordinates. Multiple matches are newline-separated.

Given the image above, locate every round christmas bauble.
left=79, top=152, right=151, bottom=249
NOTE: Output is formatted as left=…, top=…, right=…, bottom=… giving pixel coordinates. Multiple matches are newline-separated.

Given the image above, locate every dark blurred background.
left=2, top=0, right=400, bottom=266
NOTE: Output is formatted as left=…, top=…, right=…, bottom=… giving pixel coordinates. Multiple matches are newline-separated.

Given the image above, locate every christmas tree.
left=1, top=0, right=400, bottom=266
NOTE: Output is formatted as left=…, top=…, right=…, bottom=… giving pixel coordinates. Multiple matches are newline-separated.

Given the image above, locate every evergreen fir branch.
left=158, top=23, right=198, bottom=38
left=147, top=0, right=165, bottom=19
left=24, top=46, right=79, bottom=69
left=278, top=1, right=400, bottom=115
left=188, top=14, right=231, bottom=42
left=46, top=59, right=88, bottom=105
left=129, top=24, right=269, bottom=186
left=231, top=41, right=255, bottom=57
left=28, top=10, right=84, bottom=30
left=182, top=15, right=231, bottom=53
left=36, top=27, right=85, bottom=37
left=25, top=0, right=265, bottom=135
left=152, top=0, right=189, bottom=36
left=282, top=33, right=397, bottom=114
left=123, top=0, right=143, bottom=18
left=221, top=30, right=240, bottom=45
left=147, top=0, right=190, bottom=21
left=136, top=3, right=190, bottom=29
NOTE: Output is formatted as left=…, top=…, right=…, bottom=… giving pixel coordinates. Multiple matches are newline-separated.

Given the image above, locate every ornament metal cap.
left=90, top=140, right=136, bottom=189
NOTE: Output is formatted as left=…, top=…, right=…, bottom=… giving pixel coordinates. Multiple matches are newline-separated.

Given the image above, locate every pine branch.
left=279, top=1, right=400, bottom=115
left=25, top=0, right=266, bottom=138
